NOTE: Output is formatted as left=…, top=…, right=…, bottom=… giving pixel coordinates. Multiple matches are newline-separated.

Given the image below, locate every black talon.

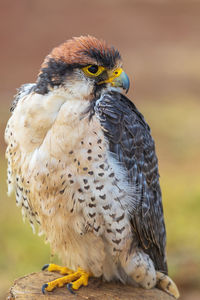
left=42, top=264, right=49, bottom=271
left=67, top=283, right=76, bottom=294
left=42, top=283, right=48, bottom=294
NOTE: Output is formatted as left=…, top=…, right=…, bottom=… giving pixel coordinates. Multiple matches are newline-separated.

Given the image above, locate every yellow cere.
left=97, top=67, right=123, bottom=85
left=103, top=67, right=123, bottom=84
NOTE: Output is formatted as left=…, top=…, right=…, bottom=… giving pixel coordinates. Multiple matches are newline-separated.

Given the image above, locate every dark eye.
left=88, top=65, right=99, bottom=74
left=82, top=65, right=105, bottom=77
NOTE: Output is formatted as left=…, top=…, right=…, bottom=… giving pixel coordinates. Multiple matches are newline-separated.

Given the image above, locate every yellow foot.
left=42, top=264, right=90, bottom=294
left=156, top=271, right=180, bottom=299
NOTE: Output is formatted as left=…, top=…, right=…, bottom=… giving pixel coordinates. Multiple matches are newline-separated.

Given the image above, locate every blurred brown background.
left=0, top=0, right=200, bottom=299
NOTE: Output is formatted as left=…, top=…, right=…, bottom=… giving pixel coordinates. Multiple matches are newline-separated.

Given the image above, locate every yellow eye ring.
left=82, top=65, right=105, bottom=77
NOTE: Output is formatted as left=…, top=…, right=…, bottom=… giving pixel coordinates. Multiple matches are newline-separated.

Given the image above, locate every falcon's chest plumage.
left=5, top=89, right=135, bottom=261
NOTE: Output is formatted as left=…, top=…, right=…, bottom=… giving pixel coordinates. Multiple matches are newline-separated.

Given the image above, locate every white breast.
left=5, top=88, right=135, bottom=272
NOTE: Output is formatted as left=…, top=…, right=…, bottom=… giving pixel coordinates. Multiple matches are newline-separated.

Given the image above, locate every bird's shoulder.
left=94, top=91, right=156, bottom=178
left=94, top=90, right=151, bottom=138
left=10, top=83, right=36, bottom=112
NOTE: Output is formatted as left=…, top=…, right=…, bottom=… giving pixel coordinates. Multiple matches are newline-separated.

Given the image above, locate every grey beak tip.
left=125, top=86, right=129, bottom=94
left=123, top=73, right=130, bottom=94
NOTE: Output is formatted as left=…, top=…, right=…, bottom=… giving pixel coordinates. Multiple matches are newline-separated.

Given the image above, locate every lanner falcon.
left=5, top=36, right=179, bottom=298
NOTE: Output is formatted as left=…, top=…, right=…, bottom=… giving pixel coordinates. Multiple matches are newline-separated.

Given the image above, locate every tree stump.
left=8, top=271, right=174, bottom=300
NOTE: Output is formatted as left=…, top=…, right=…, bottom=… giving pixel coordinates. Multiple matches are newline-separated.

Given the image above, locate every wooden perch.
left=8, top=271, right=174, bottom=299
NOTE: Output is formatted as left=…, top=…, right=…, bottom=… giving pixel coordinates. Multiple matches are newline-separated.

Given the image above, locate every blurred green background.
left=0, top=1, right=200, bottom=299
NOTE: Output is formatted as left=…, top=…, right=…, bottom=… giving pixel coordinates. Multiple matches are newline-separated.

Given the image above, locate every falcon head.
left=35, top=36, right=130, bottom=99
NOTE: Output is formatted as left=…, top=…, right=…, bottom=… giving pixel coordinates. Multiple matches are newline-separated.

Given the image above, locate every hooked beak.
left=111, top=70, right=130, bottom=93
left=97, top=68, right=130, bottom=93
